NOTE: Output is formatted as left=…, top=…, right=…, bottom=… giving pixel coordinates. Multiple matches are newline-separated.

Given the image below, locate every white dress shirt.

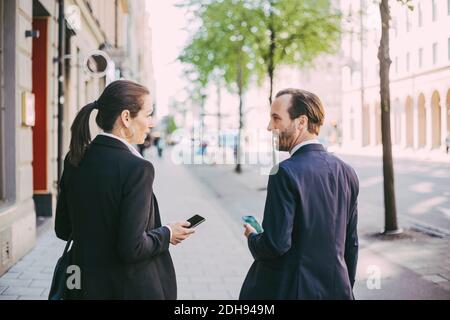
left=289, top=139, right=321, bottom=156
left=97, top=132, right=173, bottom=241
left=98, top=132, right=143, bottom=158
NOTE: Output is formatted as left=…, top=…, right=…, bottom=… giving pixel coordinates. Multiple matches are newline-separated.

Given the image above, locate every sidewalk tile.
left=2, top=286, right=45, bottom=297
left=422, top=275, right=449, bottom=284
left=18, top=273, right=52, bottom=281
left=29, top=280, right=51, bottom=288
left=0, top=295, right=19, bottom=300
left=18, top=296, right=47, bottom=300
left=41, top=289, right=50, bottom=298
left=0, top=279, right=32, bottom=288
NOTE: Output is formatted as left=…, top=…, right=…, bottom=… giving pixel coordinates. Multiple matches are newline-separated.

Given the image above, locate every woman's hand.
left=168, top=221, right=195, bottom=245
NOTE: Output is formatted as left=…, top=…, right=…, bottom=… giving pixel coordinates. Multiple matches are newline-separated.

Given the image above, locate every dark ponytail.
left=68, top=102, right=97, bottom=167
left=68, top=80, right=150, bottom=167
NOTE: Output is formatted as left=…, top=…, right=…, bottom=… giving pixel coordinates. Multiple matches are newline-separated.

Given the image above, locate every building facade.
left=341, top=0, right=450, bottom=153
left=0, top=0, right=155, bottom=276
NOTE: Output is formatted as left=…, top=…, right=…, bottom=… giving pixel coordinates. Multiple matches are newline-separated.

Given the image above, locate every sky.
left=148, top=0, right=189, bottom=117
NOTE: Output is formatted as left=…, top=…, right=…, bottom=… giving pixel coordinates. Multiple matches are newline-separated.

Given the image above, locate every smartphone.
left=242, top=215, right=263, bottom=233
left=187, top=214, right=206, bottom=228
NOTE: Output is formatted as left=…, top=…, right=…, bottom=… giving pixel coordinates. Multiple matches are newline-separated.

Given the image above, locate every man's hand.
left=168, top=221, right=195, bottom=245
left=243, top=223, right=257, bottom=238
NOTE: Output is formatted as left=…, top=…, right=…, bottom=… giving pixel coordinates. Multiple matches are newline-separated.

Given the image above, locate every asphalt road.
left=337, top=154, right=450, bottom=235
left=187, top=152, right=450, bottom=236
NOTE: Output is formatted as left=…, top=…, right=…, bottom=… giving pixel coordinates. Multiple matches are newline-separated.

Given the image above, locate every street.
left=184, top=148, right=450, bottom=299
left=338, top=154, right=450, bottom=235
left=1, top=0, right=450, bottom=305
left=0, top=148, right=449, bottom=300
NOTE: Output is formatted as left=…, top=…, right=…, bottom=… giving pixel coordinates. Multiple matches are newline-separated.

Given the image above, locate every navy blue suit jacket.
left=240, top=144, right=359, bottom=300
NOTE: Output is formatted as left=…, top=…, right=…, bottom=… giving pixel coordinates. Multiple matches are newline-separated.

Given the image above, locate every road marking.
left=437, top=207, right=450, bottom=219
left=360, top=176, right=383, bottom=188
left=405, top=216, right=450, bottom=238
left=408, top=196, right=447, bottom=215
left=409, top=182, right=434, bottom=194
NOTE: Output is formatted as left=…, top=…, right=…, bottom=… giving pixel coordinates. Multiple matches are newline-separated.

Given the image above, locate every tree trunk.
left=268, top=2, right=275, bottom=106
left=378, top=0, right=401, bottom=234
left=268, top=1, right=277, bottom=166
left=235, top=59, right=244, bottom=173
left=216, top=80, right=222, bottom=148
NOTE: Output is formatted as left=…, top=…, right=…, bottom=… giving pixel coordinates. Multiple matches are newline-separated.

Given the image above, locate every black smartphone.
left=187, top=214, right=206, bottom=228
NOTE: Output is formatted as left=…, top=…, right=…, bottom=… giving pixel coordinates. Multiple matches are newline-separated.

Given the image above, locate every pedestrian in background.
left=55, top=80, right=195, bottom=299
left=446, top=134, right=450, bottom=154
left=240, top=89, right=359, bottom=300
left=156, top=135, right=165, bottom=158
left=138, top=133, right=152, bottom=157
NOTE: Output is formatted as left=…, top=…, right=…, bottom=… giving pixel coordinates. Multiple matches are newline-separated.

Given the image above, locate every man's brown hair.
left=276, top=88, right=325, bottom=135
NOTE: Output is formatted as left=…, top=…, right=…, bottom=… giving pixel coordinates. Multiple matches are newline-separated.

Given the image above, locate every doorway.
left=31, top=1, right=51, bottom=217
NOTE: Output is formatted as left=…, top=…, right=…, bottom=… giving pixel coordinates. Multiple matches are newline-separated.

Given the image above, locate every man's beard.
left=273, top=124, right=297, bottom=152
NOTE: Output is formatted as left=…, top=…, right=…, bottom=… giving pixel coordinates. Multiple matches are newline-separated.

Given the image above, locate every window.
left=350, top=107, right=355, bottom=141
left=432, top=0, right=438, bottom=21
left=448, top=0, right=450, bottom=15
left=419, top=48, right=423, bottom=68
left=448, top=38, right=450, bottom=61
left=392, top=18, right=398, bottom=37
left=433, top=43, right=438, bottom=65
left=0, top=0, right=4, bottom=201
left=0, top=0, right=16, bottom=204
left=406, top=52, right=410, bottom=72
left=395, top=56, right=398, bottom=74
left=406, top=10, right=411, bottom=32
left=418, top=3, right=423, bottom=27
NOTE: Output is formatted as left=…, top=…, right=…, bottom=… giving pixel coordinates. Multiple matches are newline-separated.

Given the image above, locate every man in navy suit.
left=240, top=89, right=359, bottom=300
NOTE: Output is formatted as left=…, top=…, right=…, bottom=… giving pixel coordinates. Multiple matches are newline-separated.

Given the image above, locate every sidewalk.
left=0, top=226, right=64, bottom=300
left=330, top=145, right=450, bottom=164
left=0, top=150, right=253, bottom=300
left=151, top=152, right=253, bottom=299
left=1, top=149, right=449, bottom=300
left=186, top=160, right=450, bottom=299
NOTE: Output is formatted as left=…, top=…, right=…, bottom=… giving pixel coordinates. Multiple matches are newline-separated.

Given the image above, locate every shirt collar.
left=289, top=139, right=321, bottom=156
left=97, top=132, right=143, bottom=159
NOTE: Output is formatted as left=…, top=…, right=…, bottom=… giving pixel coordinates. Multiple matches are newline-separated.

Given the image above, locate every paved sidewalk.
left=187, top=160, right=450, bottom=299
left=0, top=151, right=253, bottom=300
left=152, top=154, right=253, bottom=299
left=330, top=145, right=450, bottom=164
left=1, top=149, right=449, bottom=300
left=0, top=227, right=64, bottom=300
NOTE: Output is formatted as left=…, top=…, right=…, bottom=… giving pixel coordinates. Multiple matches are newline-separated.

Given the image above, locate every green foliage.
left=396, top=0, right=414, bottom=11
left=179, top=0, right=256, bottom=94
left=165, top=116, right=178, bottom=135
left=178, top=0, right=342, bottom=97
left=251, top=0, right=341, bottom=69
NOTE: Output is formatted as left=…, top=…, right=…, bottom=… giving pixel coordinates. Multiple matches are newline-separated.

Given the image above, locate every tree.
left=179, top=0, right=341, bottom=171
left=179, top=0, right=257, bottom=173
left=165, top=116, right=178, bottom=136
left=249, top=0, right=342, bottom=104
left=377, top=0, right=412, bottom=234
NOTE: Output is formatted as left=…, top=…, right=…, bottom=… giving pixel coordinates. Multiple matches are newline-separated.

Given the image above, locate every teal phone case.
left=242, top=215, right=263, bottom=233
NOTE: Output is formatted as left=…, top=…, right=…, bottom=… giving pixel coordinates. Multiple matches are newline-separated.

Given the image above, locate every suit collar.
left=91, top=134, right=132, bottom=153
left=289, top=139, right=320, bottom=156
left=291, top=143, right=325, bottom=156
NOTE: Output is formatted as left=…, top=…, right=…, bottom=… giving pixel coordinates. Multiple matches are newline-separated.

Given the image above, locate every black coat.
left=55, top=135, right=176, bottom=300
left=240, top=144, right=359, bottom=300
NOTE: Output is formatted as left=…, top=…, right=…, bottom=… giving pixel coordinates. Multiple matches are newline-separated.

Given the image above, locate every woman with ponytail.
left=54, top=80, right=195, bottom=299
